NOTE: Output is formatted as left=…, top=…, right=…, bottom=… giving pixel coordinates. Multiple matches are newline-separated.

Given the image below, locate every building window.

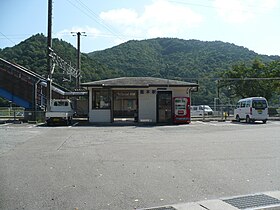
left=92, top=89, right=111, bottom=109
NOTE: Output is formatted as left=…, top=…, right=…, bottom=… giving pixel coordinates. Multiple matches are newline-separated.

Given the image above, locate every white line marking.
left=0, top=123, right=11, bottom=127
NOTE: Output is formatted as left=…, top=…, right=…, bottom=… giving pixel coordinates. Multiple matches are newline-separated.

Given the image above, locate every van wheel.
left=246, top=115, right=251, bottom=123
left=263, top=120, right=267, bottom=124
left=236, top=115, right=240, bottom=122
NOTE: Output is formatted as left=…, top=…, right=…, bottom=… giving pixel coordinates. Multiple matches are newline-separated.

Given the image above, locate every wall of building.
left=89, top=109, right=111, bottom=122
left=87, top=86, right=191, bottom=123
left=138, top=88, right=157, bottom=122
left=172, top=87, right=190, bottom=97
left=88, top=87, right=111, bottom=123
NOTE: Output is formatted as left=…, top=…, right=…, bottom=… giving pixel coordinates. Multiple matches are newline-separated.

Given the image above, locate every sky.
left=0, top=0, right=280, bottom=56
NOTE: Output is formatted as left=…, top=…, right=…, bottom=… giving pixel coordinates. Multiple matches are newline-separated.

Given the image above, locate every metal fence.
left=0, top=107, right=45, bottom=123
left=191, top=104, right=280, bottom=121
left=0, top=105, right=279, bottom=124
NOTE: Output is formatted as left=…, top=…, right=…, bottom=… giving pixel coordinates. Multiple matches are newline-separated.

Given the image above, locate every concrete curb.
left=138, top=191, right=280, bottom=210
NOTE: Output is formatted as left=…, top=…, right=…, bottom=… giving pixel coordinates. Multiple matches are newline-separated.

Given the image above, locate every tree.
left=221, top=59, right=279, bottom=101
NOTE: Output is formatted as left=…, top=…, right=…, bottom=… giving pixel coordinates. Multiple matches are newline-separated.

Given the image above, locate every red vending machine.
left=173, top=97, right=191, bottom=124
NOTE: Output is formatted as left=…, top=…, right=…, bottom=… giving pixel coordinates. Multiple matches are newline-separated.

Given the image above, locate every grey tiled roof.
left=81, top=77, right=198, bottom=87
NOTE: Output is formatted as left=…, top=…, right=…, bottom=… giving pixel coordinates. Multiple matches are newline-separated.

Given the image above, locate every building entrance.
left=157, top=91, right=172, bottom=123
left=113, top=90, right=138, bottom=121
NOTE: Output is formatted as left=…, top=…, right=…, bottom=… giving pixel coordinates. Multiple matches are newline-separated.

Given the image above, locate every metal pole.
left=71, top=31, right=86, bottom=90
left=46, top=0, right=52, bottom=112
left=202, top=105, right=205, bottom=121
left=34, top=79, right=41, bottom=121
left=217, top=80, right=220, bottom=99
left=76, top=32, right=81, bottom=89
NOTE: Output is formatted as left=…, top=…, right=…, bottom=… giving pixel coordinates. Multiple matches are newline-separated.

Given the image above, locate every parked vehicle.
left=191, top=105, right=213, bottom=116
left=45, top=99, right=74, bottom=125
left=234, top=97, right=268, bottom=123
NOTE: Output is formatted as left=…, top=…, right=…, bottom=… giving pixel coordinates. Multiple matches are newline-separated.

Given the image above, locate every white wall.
left=89, top=109, right=111, bottom=123
left=88, top=87, right=111, bottom=123
left=138, top=89, right=157, bottom=122
left=172, top=87, right=190, bottom=97
left=87, top=87, right=191, bottom=123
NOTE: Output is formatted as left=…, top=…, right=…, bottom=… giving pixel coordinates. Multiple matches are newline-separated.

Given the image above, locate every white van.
left=234, top=97, right=268, bottom=123
left=191, top=105, right=213, bottom=116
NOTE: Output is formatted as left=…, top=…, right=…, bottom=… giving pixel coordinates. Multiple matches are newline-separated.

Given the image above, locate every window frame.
left=92, top=89, right=111, bottom=110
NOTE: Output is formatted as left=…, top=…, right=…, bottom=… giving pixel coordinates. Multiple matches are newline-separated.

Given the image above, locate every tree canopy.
left=220, top=60, right=280, bottom=102
left=0, top=34, right=279, bottom=106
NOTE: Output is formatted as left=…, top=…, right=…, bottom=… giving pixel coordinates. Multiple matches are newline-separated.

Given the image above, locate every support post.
left=46, top=0, right=52, bottom=112
left=76, top=32, right=81, bottom=89
left=71, top=31, right=86, bottom=90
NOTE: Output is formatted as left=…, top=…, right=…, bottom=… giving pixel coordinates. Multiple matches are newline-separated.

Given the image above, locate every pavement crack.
left=199, top=204, right=211, bottom=210
left=57, top=134, right=72, bottom=151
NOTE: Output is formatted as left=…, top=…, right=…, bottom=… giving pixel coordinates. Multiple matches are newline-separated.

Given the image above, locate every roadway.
left=0, top=121, right=280, bottom=209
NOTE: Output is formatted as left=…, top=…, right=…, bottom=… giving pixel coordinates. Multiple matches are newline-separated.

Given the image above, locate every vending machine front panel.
left=173, top=97, right=190, bottom=124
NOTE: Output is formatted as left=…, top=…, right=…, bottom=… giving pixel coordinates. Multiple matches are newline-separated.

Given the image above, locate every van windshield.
left=252, top=100, right=267, bottom=109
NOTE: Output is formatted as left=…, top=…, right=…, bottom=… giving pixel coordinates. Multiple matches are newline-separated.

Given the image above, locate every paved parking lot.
left=0, top=121, right=280, bottom=210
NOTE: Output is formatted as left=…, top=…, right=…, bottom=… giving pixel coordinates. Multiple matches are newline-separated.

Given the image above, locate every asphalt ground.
left=0, top=121, right=280, bottom=210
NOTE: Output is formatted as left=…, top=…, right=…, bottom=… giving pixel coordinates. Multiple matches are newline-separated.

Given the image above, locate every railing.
left=0, top=107, right=45, bottom=123
left=0, top=107, right=25, bottom=119
left=191, top=105, right=280, bottom=121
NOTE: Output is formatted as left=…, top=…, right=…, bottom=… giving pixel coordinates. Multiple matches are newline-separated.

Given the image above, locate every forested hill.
left=0, top=34, right=117, bottom=90
left=88, top=38, right=279, bottom=79
left=0, top=34, right=279, bottom=104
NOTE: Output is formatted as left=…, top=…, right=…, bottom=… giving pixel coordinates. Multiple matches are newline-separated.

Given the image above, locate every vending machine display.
left=173, top=97, right=190, bottom=124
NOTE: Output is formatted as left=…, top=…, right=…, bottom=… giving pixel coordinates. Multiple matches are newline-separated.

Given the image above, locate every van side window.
left=246, top=101, right=250, bottom=107
left=241, top=101, right=246, bottom=108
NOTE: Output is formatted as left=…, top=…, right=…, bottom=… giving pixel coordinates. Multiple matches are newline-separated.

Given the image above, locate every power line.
left=168, top=0, right=280, bottom=15
left=65, top=0, right=124, bottom=41
left=57, top=31, right=145, bottom=39
left=179, top=77, right=280, bottom=81
left=74, top=0, right=124, bottom=39
left=0, top=32, right=16, bottom=45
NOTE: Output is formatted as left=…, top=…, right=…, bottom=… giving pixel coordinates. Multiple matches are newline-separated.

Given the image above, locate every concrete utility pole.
left=71, top=32, right=86, bottom=89
left=46, top=0, right=53, bottom=112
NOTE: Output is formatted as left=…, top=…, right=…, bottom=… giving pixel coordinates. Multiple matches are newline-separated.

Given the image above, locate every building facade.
left=81, top=77, right=198, bottom=124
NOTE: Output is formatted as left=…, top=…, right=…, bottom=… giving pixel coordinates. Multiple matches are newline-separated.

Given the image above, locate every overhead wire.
left=0, top=32, right=17, bottom=45
left=1, top=0, right=279, bottom=47
left=168, top=0, right=280, bottom=15
left=65, top=0, right=125, bottom=41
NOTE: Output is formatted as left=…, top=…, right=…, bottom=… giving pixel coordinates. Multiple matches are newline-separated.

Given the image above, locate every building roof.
left=81, top=77, right=198, bottom=88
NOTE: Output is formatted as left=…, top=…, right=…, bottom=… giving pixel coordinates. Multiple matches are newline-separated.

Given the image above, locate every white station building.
left=81, top=77, right=198, bottom=124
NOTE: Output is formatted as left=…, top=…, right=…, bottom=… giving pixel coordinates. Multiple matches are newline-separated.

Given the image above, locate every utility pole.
left=71, top=32, right=86, bottom=89
left=46, top=0, right=53, bottom=112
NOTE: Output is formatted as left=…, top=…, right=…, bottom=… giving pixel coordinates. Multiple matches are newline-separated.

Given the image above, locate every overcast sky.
left=1, top=0, right=280, bottom=55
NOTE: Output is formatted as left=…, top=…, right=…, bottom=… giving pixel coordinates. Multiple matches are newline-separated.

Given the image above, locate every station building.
left=81, top=77, right=198, bottom=124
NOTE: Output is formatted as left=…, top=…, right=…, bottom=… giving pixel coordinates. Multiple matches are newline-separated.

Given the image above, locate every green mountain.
left=0, top=34, right=117, bottom=90
left=1, top=34, right=279, bottom=105
left=88, top=38, right=278, bottom=78
left=88, top=38, right=279, bottom=104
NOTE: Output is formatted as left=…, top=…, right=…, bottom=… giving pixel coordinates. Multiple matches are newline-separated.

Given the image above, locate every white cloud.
left=259, top=0, right=278, bottom=11
left=100, top=8, right=138, bottom=26
left=55, top=26, right=101, bottom=39
left=99, top=0, right=203, bottom=39
left=213, top=0, right=278, bottom=23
